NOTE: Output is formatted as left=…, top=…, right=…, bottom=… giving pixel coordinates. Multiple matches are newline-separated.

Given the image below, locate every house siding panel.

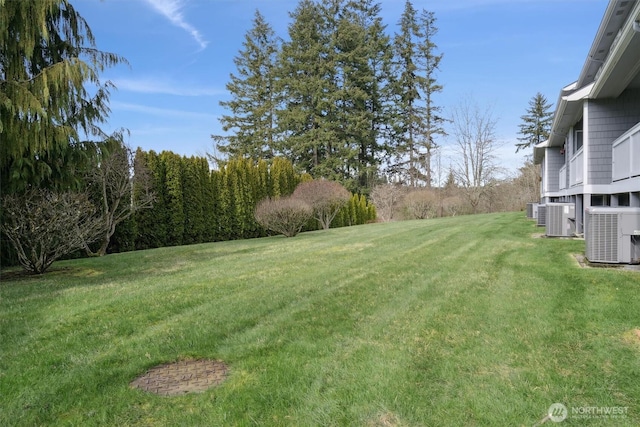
left=587, top=89, right=640, bottom=185
left=546, top=148, right=564, bottom=191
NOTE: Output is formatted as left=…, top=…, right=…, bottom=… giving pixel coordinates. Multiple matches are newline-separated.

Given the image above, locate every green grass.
left=1, top=212, right=639, bottom=426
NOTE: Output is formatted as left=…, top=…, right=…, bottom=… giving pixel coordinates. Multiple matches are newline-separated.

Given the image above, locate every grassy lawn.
left=1, top=212, right=639, bottom=426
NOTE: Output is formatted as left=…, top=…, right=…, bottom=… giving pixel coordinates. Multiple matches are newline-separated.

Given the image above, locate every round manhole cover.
left=130, top=359, right=229, bottom=396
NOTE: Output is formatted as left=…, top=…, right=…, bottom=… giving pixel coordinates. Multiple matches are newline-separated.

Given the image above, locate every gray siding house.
left=534, top=0, right=640, bottom=234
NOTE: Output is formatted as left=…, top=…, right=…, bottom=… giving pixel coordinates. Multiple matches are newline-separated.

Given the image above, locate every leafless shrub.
left=254, top=197, right=312, bottom=237
left=0, top=189, right=103, bottom=274
left=441, top=195, right=465, bottom=217
left=370, top=184, right=406, bottom=222
left=402, top=189, right=438, bottom=220
left=292, top=180, right=351, bottom=230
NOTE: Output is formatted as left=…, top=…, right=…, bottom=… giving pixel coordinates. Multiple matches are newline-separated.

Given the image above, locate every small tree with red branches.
left=292, top=180, right=351, bottom=230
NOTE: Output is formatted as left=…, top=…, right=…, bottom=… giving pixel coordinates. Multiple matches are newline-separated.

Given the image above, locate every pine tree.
left=215, top=10, right=281, bottom=160
left=0, top=0, right=125, bottom=193
left=516, top=92, right=553, bottom=153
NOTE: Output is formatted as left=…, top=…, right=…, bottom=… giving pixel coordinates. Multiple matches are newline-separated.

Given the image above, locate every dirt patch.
left=622, top=329, right=640, bottom=348
left=572, top=254, right=640, bottom=270
left=367, top=412, right=404, bottom=427
left=130, top=359, right=229, bottom=396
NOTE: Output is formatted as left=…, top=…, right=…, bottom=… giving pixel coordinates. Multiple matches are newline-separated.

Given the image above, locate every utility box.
left=546, top=203, right=575, bottom=237
left=585, top=207, right=640, bottom=264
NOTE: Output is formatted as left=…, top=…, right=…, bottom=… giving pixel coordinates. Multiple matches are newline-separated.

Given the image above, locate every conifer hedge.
left=106, top=153, right=377, bottom=252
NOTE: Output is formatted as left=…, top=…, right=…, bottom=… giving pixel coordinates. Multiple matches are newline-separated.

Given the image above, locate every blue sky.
left=74, top=0, right=607, bottom=177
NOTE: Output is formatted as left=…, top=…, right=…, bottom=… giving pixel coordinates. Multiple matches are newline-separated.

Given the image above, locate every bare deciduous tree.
left=1, top=189, right=103, bottom=274
left=292, top=180, right=351, bottom=230
left=255, top=197, right=312, bottom=237
left=450, top=98, right=504, bottom=213
left=83, top=134, right=154, bottom=256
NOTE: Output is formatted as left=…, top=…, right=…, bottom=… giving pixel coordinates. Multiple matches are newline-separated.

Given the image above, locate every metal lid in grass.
left=130, top=359, right=229, bottom=396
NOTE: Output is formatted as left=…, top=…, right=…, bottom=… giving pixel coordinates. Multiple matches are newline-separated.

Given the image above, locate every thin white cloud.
left=112, top=101, right=214, bottom=120
left=141, top=0, right=208, bottom=50
left=114, top=77, right=224, bottom=97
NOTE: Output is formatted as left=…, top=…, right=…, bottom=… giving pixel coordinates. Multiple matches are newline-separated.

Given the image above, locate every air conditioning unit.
left=526, top=202, right=539, bottom=219
left=537, top=205, right=546, bottom=227
left=545, top=203, right=576, bottom=237
left=585, top=207, right=640, bottom=264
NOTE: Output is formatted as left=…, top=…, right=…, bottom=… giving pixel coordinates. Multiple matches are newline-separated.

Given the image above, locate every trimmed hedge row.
left=111, top=153, right=375, bottom=252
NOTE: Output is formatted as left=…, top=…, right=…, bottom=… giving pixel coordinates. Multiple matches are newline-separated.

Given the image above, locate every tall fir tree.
left=277, top=0, right=340, bottom=179
left=389, top=0, right=444, bottom=188
left=516, top=92, right=553, bottom=153
left=215, top=10, right=281, bottom=160
left=390, top=0, right=423, bottom=187
left=331, top=0, right=392, bottom=193
left=417, top=9, right=445, bottom=188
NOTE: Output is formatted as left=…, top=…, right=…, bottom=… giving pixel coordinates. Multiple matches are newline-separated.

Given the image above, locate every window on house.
left=591, top=194, right=610, bottom=206
left=574, top=119, right=583, bottom=152
left=617, top=193, right=630, bottom=207
left=575, top=130, right=583, bottom=151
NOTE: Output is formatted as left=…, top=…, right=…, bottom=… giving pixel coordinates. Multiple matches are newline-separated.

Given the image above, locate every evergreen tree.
left=277, top=0, right=340, bottom=179
left=516, top=92, right=553, bottom=153
left=182, top=156, right=206, bottom=244
left=215, top=10, right=281, bottom=160
left=134, top=150, right=168, bottom=249
left=417, top=9, right=445, bottom=187
left=161, top=152, right=185, bottom=246
left=390, top=0, right=422, bottom=187
left=354, top=0, right=394, bottom=194
left=210, top=169, right=227, bottom=240
left=201, top=161, right=217, bottom=242
left=330, top=0, right=392, bottom=193
left=0, top=0, right=125, bottom=193
left=389, top=0, right=444, bottom=188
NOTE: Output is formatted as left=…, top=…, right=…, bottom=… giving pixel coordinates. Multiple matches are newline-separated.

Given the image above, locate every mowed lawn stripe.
left=1, top=212, right=639, bottom=426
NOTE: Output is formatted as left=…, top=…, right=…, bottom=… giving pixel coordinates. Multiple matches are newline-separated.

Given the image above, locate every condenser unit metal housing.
left=545, top=203, right=576, bottom=237
left=537, top=205, right=546, bottom=227
left=585, top=207, right=640, bottom=264
left=526, top=202, right=539, bottom=219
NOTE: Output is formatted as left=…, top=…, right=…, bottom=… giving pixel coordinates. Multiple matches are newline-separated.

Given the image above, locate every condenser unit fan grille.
left=537, top=205, right=546, bottom=226
left=586, top=213, right=618, bottom=263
